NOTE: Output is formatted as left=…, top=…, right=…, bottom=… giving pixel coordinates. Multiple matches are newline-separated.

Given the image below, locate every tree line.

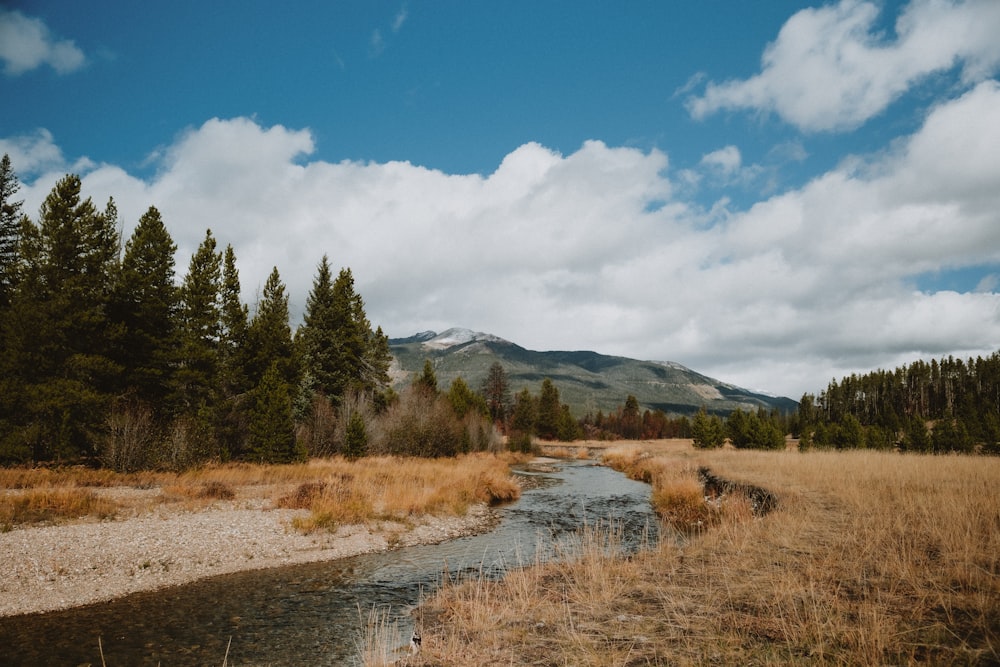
left=795, top=352, right=1000, bottom=454
left=0, top=156, right=402, bottom=468
left=0, top=156, right=610, bottom=468
left=579, top=396, right=693, bottom=441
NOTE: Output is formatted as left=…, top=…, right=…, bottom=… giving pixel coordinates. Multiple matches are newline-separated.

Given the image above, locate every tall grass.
left=356, top=604, right=413, bottom=666
left=0, top=453, right=521, bottom=531
left=279, top=454, right=521, bottom=533
left=412, top=443, right=1000, bottom=665
left=0, top=487, right=119, bottom=530
left=602, top=443, right=742, bottom=531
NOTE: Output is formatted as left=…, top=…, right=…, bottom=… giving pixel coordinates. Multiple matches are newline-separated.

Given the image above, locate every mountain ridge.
left=388, top=328, right=798, bottom=417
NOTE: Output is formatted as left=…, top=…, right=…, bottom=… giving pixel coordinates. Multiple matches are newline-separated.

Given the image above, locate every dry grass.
left=412, top=441, right=1000, bottom=665
left=0, top=454, right=521, bottom=532
left=0, top=466, right=162, bottom=489
left=356, top=604, right=415, bottom=666
left=537, top=444, right=592, bottom=460
left=281, top=454, right=522, bottom=533
left=0, top=487, right=119, bottom=530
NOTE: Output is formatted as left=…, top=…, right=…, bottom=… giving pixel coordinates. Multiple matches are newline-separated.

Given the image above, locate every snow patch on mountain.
left=421, top=327, right=508, bottom=350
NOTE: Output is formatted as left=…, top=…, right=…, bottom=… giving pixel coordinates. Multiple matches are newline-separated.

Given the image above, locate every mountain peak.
left=421, top=327, right=508, bottom=350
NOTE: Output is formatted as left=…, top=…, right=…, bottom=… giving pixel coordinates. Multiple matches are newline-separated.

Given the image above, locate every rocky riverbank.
left=0, top=490, right=497, bottom=617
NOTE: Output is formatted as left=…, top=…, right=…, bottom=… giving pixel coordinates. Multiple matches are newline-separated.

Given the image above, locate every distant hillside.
left=389, top=328, right=798, bottom=417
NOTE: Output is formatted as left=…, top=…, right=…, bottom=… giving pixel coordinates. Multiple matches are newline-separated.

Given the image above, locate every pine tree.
left=218, top=244, right=249, bottom=395
left=448, top=376, right=487, bottom=418
left=247, top=361, right=300, bottom=463
left=0, top=154, right=23, bottom=309
left=329, top=266, right=368, bottom=397
left=343, top=411, right=368, bottom=460
left=536, top=378, right=561, bottom=440
left=621, top=394, right=641, bottom=439
left=481, top=361, right=510, bottom=424
left=416, top=359, right=438, bottom=394
left=214, top=244, right=251, bottom=459
left=246, top=266, right=297, bottom=388
left=115, top=206, right=179, bottom=407
left=0, top=154, right=24, bottom=459
left=297, top=255, right=336, bottom=395
left=2, top=175, right=121, bottom=460
left=748, top=411, right=787, bottom=450
left=902, top=416, right=931, bottom=453
left=174, top=230, right=222, bottom=417
left=692, top=408, right=724, bottom=449
left=509, top=388, right=536, bottom=452
left=297, top=260, right=389, bottom=404
left=558, top=404, right=582, bottom=441
left=727, top=408, right=750, bottom=448
left=232, top=266, right=297, bottom=461
left=363, top=325, right=392, bottom=397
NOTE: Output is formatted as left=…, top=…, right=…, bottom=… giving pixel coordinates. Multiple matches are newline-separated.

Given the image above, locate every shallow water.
left=0, top=460, right=656, bottom=666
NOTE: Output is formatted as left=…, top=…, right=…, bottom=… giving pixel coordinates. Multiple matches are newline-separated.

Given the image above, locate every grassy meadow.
left=407, top=440, right=1000, bottom=666
left=4, top=442, right=997, bottom=664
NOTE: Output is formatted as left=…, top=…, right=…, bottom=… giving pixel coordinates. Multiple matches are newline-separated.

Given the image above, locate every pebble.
left=0, top=497, right=494, bottom=617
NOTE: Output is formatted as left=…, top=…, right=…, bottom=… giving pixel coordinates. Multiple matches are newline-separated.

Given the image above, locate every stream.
left=0, top=460, right=657, bottom=666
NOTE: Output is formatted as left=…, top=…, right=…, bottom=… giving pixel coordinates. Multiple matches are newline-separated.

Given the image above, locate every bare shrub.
left=276, top=480, right=328, bottom=509
left=197, top=480, right=235, bottom=500
left=298, top=393, right=338, bottom=457
left=367, top=387, right=465, bottom=457
left=102, top=398, right=158, bottom=473
left=164, top=414, right=216, bottom=470
left=461, top=412, right=504, bottom=453
left=166, top=418, right=192, bottom=471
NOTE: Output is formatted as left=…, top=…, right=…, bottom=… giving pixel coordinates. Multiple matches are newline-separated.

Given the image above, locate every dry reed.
left=356, top=604, right=413, bottom=666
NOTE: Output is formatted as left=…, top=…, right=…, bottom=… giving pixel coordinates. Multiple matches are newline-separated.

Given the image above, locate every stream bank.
left=0, top=459, right=656, bottom=665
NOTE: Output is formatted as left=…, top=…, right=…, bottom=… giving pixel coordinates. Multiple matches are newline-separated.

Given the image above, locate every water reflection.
left=0, top=460, right=656, bottom=666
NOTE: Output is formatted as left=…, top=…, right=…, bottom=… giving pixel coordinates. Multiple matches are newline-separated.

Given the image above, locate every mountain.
left=388, top=328, right=798, bottom=417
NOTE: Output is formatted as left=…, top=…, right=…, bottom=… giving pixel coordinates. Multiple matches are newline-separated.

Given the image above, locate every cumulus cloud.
left=0, top=8, right=86, bottom=76
left=687, top=0, right=1000, bottom=131
left=0, top=129, right=66, bottom=175
left=8, top=82, right=1000, bottom=399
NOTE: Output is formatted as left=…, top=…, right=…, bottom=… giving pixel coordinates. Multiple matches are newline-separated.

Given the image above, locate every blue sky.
left=2, top=0, right=1000, bottom=398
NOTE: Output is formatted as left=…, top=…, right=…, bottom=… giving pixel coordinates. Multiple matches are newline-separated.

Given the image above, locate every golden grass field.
left=0, top=453, right=522, bottom=533
left=3, top=443, right=998, bottom=664
left=407, top=440, right=1000, bottom=666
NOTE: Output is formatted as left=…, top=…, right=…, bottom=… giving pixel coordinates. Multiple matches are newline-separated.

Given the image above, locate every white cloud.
left=0, top=129, right=65, bottom=175
left=392, top=6, right=408, bottom=33
left=977, top=274, right=999, bottom=293
left=700, top=146, right=741, bottom=175
left=9, top=82, right=1000, bottom=399
left=687, top=0, right=1000, bottom=131
left=0, top=8, right=86, bottom=76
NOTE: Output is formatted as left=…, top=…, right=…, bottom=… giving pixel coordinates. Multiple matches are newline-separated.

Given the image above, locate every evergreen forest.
left=796, top=353, right=1000, bottom=454
left=0, top=157, right=504, bottom=469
